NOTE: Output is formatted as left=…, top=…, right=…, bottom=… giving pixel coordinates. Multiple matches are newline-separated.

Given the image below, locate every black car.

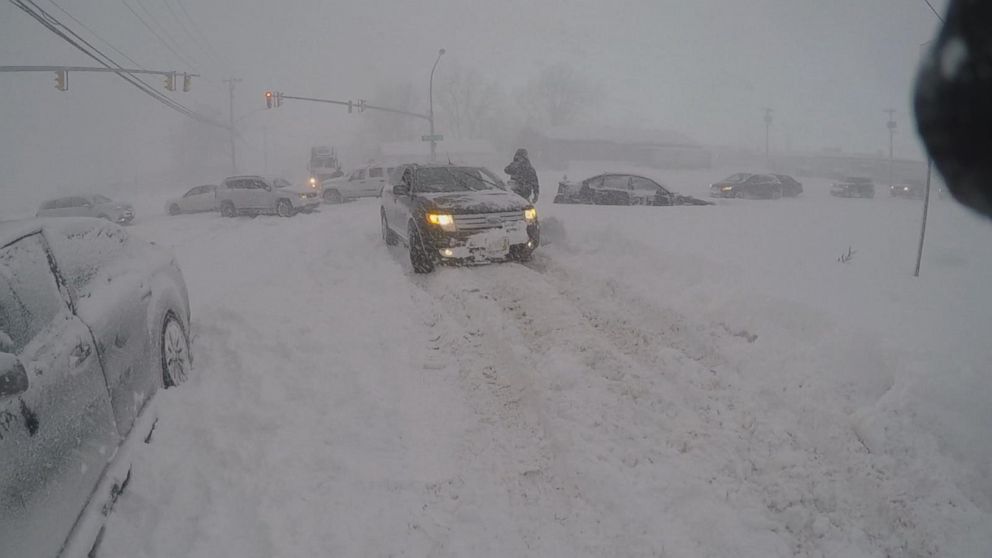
left=772, top=174, right=803, bottom=197
left=709, top=173, right=784, bottom=199
left=889, top=179, right=925, bottom=199
left=831, top=177, right=876, bottom=198
left=554, top=173, right=711, bottom=206
left=380, top=164, right=540, bottom=273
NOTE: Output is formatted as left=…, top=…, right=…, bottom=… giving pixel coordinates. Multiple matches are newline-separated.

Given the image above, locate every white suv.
left=321, top=164, right=393, bottom=203
left=217, top=175, right=321, bottom=217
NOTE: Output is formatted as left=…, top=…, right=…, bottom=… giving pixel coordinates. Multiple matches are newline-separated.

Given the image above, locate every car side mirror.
left=393, top=184, right=410, bottom=196
left=0, top=354, right=28, bottom=400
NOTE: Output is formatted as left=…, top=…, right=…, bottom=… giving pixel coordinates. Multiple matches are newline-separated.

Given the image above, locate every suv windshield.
left=414, top=167, right=496, bottom=193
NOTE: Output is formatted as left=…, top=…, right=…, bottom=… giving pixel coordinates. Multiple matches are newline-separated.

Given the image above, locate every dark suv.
left=380, top=164, right=540, bottom=273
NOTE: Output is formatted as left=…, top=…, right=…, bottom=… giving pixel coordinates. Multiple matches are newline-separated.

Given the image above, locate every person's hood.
left=514, top=148, right=529, bottom=161
left=419, top=189, right=531, bottom=214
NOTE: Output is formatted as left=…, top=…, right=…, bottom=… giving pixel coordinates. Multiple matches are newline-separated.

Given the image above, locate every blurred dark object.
left=914, top=0, right=992, bottom=218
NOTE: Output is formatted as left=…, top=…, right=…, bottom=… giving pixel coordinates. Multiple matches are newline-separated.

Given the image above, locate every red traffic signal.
left=265, top=91, right=273, bottom=109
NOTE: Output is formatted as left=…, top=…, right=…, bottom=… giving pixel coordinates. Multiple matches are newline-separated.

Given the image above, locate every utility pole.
left=763, top=108, right=773, bottom=169
left=428, top=49, right=445, bottom=162
left=224, top=77, right=242, bottom=175
left=885, top=109, right=897, bottom=187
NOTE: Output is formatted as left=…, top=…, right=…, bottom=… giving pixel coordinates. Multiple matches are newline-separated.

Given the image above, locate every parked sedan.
left=772, top=174, right=804, bottom=197
left=166, top=184, right=219, bottom=214
left=554, top=173, right=711, bottom=206
left=831, top=177, right=876, bottom=198
left=36, top=195, right=135, bottom=224
left=889, top=179, right=926, bottom=199
left=709, top=174, right=783, bottom=199
left=0, top=217, right=192, bottom=558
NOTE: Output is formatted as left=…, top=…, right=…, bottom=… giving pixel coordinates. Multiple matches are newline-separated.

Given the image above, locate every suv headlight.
left=427, top=213, right=456, bottom=231
left=721, top=186, right=733, bottom=192
left=524, top=208, right=537, bottom=221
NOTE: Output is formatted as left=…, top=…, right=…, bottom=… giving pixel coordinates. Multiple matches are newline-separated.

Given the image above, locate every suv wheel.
left=168, top=204, right=181, bottom=215
left=324, top=189, right=343, bottom=204
left=220, top=201, right=236, bottom=217
left=276, top=199, right=293, bottom=217
left=381, top=211, right=398, bottom=246
left=408, top=223, right=435, bottom=274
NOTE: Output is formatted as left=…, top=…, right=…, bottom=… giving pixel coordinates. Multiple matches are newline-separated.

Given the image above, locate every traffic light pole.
left=275, top=93, right=429, bottom=121
left=0, top=65, right=198, bottom=92
left=224, top=77, right=242, bottom=175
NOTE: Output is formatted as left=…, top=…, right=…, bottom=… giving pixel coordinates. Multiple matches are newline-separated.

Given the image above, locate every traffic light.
left=359, top=99, right=366, bottom=113
left=182, top=73, right=192, bottom=92
left=164, top=72, right=176, bottom=91
left=265, top=91, right=273, bottom=109
left=54, top=69, right=67, bottom=91
left=275, top=92, right=283, bottom=107
left=348, top=100, right=353, bottom=113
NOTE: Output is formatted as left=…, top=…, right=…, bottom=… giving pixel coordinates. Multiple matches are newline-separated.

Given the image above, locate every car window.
left=92, top=195, right=112, bottom=204
left=584, top=176, right=605, bottom=189
left=69, top=197, right=90, bottom=207
left=603, top=175, right=629, bottom=189
left=0, top=234, right=65, bottom=353
left=629, top=177, right=661, bottom=192
left=358, top=169, right=367, bottom=180
left=184, top=187, right=200, bottom=197
left=369, top=167, right=383, bottom=178
left=39, top=200, right=57, bottom=210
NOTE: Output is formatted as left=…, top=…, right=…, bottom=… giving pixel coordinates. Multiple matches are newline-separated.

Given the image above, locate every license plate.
left=488, top=238, right=509, bottom=253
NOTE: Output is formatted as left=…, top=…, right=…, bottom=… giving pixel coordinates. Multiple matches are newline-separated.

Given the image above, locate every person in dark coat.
left=504, top=148, right=540, bottom=203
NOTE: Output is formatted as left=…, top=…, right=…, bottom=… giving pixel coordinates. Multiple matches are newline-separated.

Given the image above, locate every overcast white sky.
left=0, top=0, right=944, bottom=194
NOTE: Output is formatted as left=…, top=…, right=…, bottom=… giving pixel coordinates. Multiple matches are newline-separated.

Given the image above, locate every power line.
left=10, top=0, right=227, bottom=129
left=172, top=0, right=226, bottom=67
left=118, top=0, right=198, bottom=70
left=922, top=0, right=945, bottom=23
left=45, top=0, right=145, bottom=69
left=160, top=0, right=220, bottom=69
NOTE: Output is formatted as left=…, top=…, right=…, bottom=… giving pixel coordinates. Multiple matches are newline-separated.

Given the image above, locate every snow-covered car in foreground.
left=831, top=177, right=876, bottom=198
left=381, top=164, right=539, bottom=273
left=166, top=184, right=219, bottom=215
left=554, top=173, right=711, bottom=206
left=0, top=218, right=191, bottom=558
left=709, top=173, right=783, bottom=199
left=216, top=175, right=321, bottom=217
left=36, top=195, right=135, bottom=224
left=321, top=164, right=394, bottom=203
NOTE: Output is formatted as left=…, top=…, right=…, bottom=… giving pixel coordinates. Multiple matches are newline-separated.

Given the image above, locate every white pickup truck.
left=321, top=164, right=394, bottom=203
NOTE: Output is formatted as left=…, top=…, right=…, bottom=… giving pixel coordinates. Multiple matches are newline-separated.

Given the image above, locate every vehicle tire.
left=276, top=199, right=293, bottom=217
left=408, top=223, right=435, bottom=274
left=381, top=211, right=398, bottom=246
left=510, top=245, right=533, bottom=262
left=161, top=310, right=191, bottom=388
left=168, top=204, right=181, bottom=215
left=220, top=201, right=237, bottom=217
left=324, top=189, right=344, bottom=204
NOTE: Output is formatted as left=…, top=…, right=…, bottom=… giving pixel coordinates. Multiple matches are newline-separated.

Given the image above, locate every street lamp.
left=429, top=48, right=445, bottom=162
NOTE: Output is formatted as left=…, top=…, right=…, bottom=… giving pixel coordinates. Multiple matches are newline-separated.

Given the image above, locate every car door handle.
left=70, top=342, right=92, bottom=367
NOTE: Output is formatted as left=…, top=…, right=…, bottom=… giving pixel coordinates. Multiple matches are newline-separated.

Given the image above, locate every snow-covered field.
left=49, top=167, right=990, bottom=557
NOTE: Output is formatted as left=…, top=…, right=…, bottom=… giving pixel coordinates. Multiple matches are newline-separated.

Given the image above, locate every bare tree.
left=435, top=61, right=504, bottom=141
left=518, top=62, right=601, bottom=128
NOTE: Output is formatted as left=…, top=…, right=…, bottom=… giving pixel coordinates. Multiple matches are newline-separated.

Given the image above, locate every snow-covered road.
left=96, top=174, right=992, bottom=557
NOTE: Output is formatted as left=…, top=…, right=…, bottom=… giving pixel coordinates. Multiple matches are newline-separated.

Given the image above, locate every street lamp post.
left=429, top=48, right=445, bottom=162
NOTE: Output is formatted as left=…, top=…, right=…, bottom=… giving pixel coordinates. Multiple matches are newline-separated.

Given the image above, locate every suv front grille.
left=453, top=211, right=525, bottom=231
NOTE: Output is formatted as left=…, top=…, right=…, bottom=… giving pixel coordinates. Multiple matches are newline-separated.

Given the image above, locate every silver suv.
left=36, top=195, right=135, bottom=224
left=216, top=175, right=321, bottom=217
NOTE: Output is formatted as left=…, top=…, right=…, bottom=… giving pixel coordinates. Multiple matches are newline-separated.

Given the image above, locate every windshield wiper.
left=445, top=167, right=502, bottom=191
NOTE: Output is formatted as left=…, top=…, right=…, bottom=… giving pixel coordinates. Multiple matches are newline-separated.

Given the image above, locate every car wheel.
left=276, top=199, right=293, bottom=217
left=510, top=245, right=533, bottom=262
left=323, top=189, right=344, bottom=204
left=168, top=204, right=181, bottom=215
left=381, top=211, right=398, bottom=246
left=220, top=201, right=236, bottom=217
left=161, top=311, right=191, bottom=388
left=408, top=223, right=435, bottom=274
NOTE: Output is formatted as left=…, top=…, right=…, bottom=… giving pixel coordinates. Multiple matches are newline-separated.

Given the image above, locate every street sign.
left=421, top=134, right=444, bottom=142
